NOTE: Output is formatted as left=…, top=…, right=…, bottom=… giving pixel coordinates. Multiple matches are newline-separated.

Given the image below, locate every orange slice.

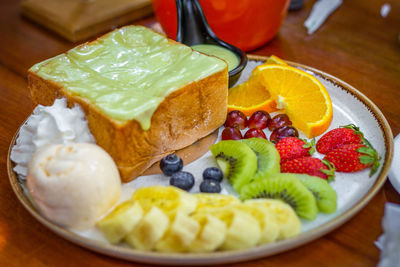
left=227, top=55, right=287, bottom=116
left=256, top=64, right=333, bottom=138
left=227, top=76, right=277, bottom=116
left=264, top=55, right=289, bottom=66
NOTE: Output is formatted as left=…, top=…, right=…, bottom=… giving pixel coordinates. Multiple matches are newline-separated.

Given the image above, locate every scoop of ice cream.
left=27, top=143, right=121, bottom=230
left=11, top=98, right=95, bottom=177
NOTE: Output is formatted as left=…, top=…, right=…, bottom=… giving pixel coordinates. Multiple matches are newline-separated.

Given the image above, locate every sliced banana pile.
left=97, top=186, right=301, bottom=252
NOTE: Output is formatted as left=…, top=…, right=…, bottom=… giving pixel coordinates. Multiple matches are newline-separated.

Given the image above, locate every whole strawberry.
left=316, top=124, right=363, bottom=154
left=324, top=143, right=380, bottom=175
left=281, top=157, right=335, bottom=181
left=276, top=137, right=315, bottom=163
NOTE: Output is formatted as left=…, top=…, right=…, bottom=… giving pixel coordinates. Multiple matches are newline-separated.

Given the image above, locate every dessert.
left=159, top=154, right=183, bottom=176
left=281, top=157, right=335, bottom=180
left=256, top=64, right=333, bottom=138
left=226, top=56, right=288, bottom=115
left=247, top=110, right=270, bottom=130
left=97, top=201, right=143, bottom=244
left=224, top=110, right=247, bottom=130
left=202, top=167, right=223, bottom=182
left=239, top=138, right=281, bottom=180
left=26, top=143, right=121, bottom=230
left=205, top=207, right=261, bottom=250
left=296, top=174, right=337, bottom=213
left=210, top=140, right=258, bottom=192
left=317, top=125, right=380, bottom=176
left=209, top=138, right=338, bottom=219
left=125, top=186, right=197, bottom=250
left=97, top=186, right=301, bottom=252
left=169, top=171, right=195, bottom=191
left=243, top=128, right=267, bottom=139
left=10, top=98, right=94, bottom=177
left=269, top=125, right=299, bottom=143
left=28, top=25, right=228, bottom=182
left=221, top=126, right=242, bottom=140
left=316, top=125, right=364, bottom=154
left=191, top=44, right=240, bottom=72
left=199, top=179, right=221, bottom=193
left=240, top=174, right=319, bottom=220
left=228, top=203, right=279, bottom=244
left=187, top=213, right=227, bottom=252
left=324, top=143, right=380, bottom=175
left=275, top=137, right=315, bottom=164
left=244, top=199, right=301, bottom=240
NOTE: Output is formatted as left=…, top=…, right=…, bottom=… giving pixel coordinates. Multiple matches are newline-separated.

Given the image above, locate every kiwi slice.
left=240, top=138, right=280, bottom=181
left=240, top=173, right=318, bottom=220
left=210, top=140, right=257, bottom=192
left=296, top=174, right=337, bottom=214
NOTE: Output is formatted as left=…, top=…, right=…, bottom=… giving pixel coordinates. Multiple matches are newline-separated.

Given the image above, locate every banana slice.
left=132, top=186, right=197, bottom=218
left=230, top=203, right=279, bottom=244
left=245, top=199, right=301, bottom=239
left=188, top=213, right=227, bottom=252
left=97, top=201, right=143, bottom=244
left=204, top=207, right=261, bottom=250
left=155, top=211, right=200, bottom=252
left=194, top=193, right=240, bottom=211
left=124, top=206, right=169, bottom=250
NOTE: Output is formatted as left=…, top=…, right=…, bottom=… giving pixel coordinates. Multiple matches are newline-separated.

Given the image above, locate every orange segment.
left=227, top=78, right=277, bottom=116
left=257, top=64, right=333, bottom=138
left=227, top=55, right=287, bottom=116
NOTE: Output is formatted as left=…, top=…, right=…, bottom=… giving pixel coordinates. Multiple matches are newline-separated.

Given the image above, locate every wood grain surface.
left=0, top=0, right=399, bottom=266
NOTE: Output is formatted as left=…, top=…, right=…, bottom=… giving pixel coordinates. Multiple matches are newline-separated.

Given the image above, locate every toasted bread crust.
left=28, top=66, right=228, bottom=182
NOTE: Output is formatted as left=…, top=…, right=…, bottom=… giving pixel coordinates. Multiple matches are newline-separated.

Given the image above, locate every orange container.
left=152, top=0, right=290, bottom=52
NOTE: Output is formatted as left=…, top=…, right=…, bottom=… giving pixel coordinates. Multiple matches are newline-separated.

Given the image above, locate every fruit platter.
left=7, top=27, right=393, bottom=265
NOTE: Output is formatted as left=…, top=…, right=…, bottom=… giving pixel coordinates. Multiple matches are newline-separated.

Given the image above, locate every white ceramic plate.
left=7, top=55, right=393, bottom=265
left=388, top=134, right=400, bottom=194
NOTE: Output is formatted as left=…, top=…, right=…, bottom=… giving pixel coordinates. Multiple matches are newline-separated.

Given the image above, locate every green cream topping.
left=30, top=26, right=227, bottom=130
left=191, top=44, right=239, bottom=72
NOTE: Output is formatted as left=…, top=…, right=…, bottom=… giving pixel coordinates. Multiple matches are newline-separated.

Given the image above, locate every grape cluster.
left=222, top=110, right=299, bottom=143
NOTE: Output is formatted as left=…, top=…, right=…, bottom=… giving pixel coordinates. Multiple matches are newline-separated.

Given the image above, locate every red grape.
left=269, top=126, right=299, bottom=143
left=244, top=128, right=267, bottom=139
left=248, top=111, right=271, bottom=130
left=268, top=114, right=292, bottom=131
left=224, top=110, right=247, bottom=130
left=221, top=127, right=243, bottom=140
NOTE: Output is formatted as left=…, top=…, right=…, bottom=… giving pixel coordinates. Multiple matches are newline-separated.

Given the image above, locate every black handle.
left=174, top=0, right=248, bottom=87
left=175, top=0, right=218, bottom=45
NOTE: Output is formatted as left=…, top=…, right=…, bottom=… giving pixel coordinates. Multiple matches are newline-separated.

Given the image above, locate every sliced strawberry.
left=316, top=124, right=363, bottom=154
left=276, top=137, right=315, bottom=163
left=324, top=143, right=380, bottom=176
left=281, top=157, right=335, bottom=181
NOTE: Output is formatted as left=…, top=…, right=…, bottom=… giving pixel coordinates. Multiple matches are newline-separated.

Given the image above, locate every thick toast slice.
left=28, top=26, right=228, bottom=182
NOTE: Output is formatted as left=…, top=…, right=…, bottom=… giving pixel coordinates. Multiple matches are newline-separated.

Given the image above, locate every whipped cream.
left=27, top=143, right=121, bottom=230
left=10, top=98, right=95, bottom=177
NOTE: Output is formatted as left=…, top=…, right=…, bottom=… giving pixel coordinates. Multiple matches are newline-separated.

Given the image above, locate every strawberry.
left=281, top=157, right=335, bottom=181
left=316, top=124, right=363, bottom=154
left=276, top=137, right=315, bottom=163
left=324, top=143, right=380, bottom=176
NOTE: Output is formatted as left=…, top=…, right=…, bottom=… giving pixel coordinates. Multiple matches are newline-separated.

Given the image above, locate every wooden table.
left=1, top=0, right=399, bottom=266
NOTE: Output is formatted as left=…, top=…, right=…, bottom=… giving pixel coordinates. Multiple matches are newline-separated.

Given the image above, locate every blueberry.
left=170, top=171, right=195, bottom=191
left=199, top=179, right=221, bottom=193
left=160, top=154, right=183, bottom=176
left=202, top=167, right=223, bottom=182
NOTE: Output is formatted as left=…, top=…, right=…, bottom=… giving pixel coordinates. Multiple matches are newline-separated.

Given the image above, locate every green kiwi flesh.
left=210, top=140, right=258, bottom=192
left=240, top=138, right=280, bottom=181
left=240, top=173, right=318, bottom=220
left=296, top=174, right=337, bottom=213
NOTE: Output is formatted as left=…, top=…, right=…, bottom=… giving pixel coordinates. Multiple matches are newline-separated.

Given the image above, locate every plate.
left=388, top=134, right=400, bottom=194
left=7, top=55, right=394, bottom=265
